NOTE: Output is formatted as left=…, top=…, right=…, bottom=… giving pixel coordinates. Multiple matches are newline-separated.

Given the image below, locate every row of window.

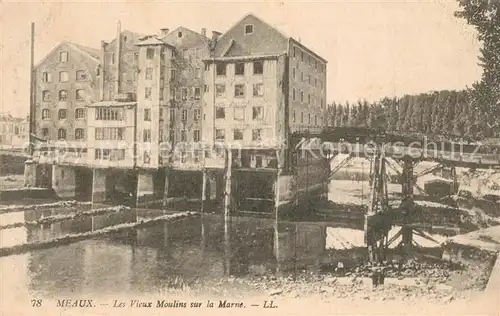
left=291, top=45, right=325, bottom=73
left=214, top=83, right=264, bottom=98
left=215, top=128, right=263, bottom=141
left=42, top=70, right=87, bottom=83
left=95, top=148, right=126, bottom=161
left=292, top=88, right=325, bottom=108
left=164, top=129, right=201, bottom=143
left=41, top=127, right=85, bottom=140
left=165, top=108, right=201, bottom=123
left=95, top=108, right=124, bottom=121
left=291, top=111, right=320, bottom=125
left=95, top=127, right=124, bottom=140
left=41, top=108, right=85, bottom=120
left=42, top=89, right=86, bottom=102
left=215, top=106, right=264, bottom=120
left=292, top=68, right=324, bottom=89
left=215, top=61, right=264, bottom=77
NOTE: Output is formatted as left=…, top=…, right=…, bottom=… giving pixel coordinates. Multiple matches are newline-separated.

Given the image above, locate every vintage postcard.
left=1, top=0, right=500, bottom=315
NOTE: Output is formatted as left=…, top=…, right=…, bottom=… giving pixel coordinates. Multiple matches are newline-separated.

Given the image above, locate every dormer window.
left=178, top=31, right=183, bottom=38
left=245, top=24, right=254, bottom=34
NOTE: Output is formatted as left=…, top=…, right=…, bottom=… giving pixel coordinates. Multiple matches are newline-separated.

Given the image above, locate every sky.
left=0, top=0, right=483, bottom=117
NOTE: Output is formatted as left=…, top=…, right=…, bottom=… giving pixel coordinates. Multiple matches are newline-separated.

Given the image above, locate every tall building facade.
left=202, top=14, right=327, bottom=167
left=34, top=41, right=100, bottom=143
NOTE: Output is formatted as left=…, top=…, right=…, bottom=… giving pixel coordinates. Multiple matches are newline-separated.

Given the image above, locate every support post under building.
left=224, top=149, right=233, bottom=217
left=401, top=158, right=414, bottom=253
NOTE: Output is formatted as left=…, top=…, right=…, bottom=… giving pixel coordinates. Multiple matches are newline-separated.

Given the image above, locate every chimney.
left=115, top=20, right=122, bottom=96
left=201, top=28, right=207, bottom=37
left=212, top=31, right=222, bottom=41
left=160, top=28, right=169, bottom=37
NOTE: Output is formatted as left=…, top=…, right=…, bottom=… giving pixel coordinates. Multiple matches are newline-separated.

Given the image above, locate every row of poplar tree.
left=325, top=90, right=498, bottom=139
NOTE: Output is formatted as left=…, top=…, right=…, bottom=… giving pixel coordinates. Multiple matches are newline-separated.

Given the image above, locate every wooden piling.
left=163, top=168, right=170, bottom=209
left=401, top=159, right=414, bottom=254
left=224, top=149, right=232, bottom=217
left=201, top=169, right=207, bottom=213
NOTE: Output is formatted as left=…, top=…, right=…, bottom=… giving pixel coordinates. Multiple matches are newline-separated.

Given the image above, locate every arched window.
left=75, top=108, right=85, bottom=119
left=75, top=128, right=84, bottom=140
left=59, top=90, right=68, bottom=101
left=58, top=128, right=66, bottom=140
left=76, top=89, right=85, bottom=101
left=42, top=109, right=50, bottom=119
left=41, top=128, right=49, bottom=137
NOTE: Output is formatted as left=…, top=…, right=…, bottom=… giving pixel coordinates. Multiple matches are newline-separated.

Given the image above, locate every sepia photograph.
left=1, top=0, right=500, bottom=315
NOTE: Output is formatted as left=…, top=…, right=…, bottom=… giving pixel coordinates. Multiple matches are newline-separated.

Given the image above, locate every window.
left=76, top=89, right=84, bottom=101
left=292, top=110, right=296, bottom=123
left=301, top=51, right=304, bottom=62
left=147, top=48, right=155, bottom=60
left=58, top=109, right=67, bottom=120
left=234, top=84, right=245, bottom=97
left=233, top=129, right=243, bottom=140
left=292, top=68, right=296, bottom=80
left=301, top=72, right=304, bottom=82
left=194, top=87, right=201, bottom=100
left=252, top=129, right=262, bottom=141
left=215, top=129, right=225, bottom=141
left=160, top=88, right=164, bottom=100
left=321, top=98, right=324, bottom=108
left=253, top=61, right=263, bottom=75
left=42, top=109, right=50, bottom=119
left=59, top=71, right=68, bottom=82
left=146, top=68, right=153, bottom=80
left=169, top=109, right=175, bottom=123
left=107, top=53, right=115, bottom=65
left=95, top=108, right=124, bottom=121
left=195, top=67, right=201, bottom=79
left=315, top=115, right=317, bottom=125
left=76, top=70, right=87, bottom=81
left=182, top=88, right=188, bottom=100
left=235, top=63, right=245, bottom=76
left=234, top=108, right=244, bottom=120
left=292, top=88, right=296, bottom=101
left=308, top=94, right=311, bottom=105
left=58, top=128, right=66, bottom=140
left=315, top=78, right=317, bottom=87
left=43, top=72, right=52, bottom=83
left=308, top=113, right=311, bottom=124
left=42, top=90, right=51, bottom=101
left=301, top=112, right=304, bottom=123
left=255, top=155, right=263, bottom=168
left=159, top=129, right=164, bottom=142
left=143, top=129, right=151, bottom=142
left=110, top=149, right=125, bottom=161
left=195, top=48, right=201, bottom=59
left=216, top=63, right=226, bottom=76
left=75, top=128, right=85, bottom=140
left=194, top=109, right=201, bottom=121
left=216, top=107, right=225, bottom=119
left=204, top=84, right=209, bottom=93
left=59, top=51, right=68, bottom=62
left=308, top=75, right=311, bottom=85
left=170, top=69, right=176, bottom=80
left=58, top=90, right=68, bottom=101
left=182, top=109, right=188, bottom=121
left=252, top=107, right=263, bottom=120
left=253, top=83, right=264, bottom=97
left=245, top=24, right=254, bottom=34
left=216, top=84, right=226, bottom=97
left=169, top=129, right=175, bottom=143
left=144, top=109, right=151, bottom=121
left=145, top=87, right=152, bottom=100
left=143, top=150, right=151, bottom=164
left=193, top=130, right=200, bottom=142
left=42, top=128, right=49, bottom=136
left=293, top=46, right=296, bottom=57
left=75, top=108, right=85, bottom=119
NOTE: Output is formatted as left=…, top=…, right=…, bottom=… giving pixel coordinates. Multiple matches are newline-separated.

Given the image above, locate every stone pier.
left=52, top=165, right=76, bottom=198
left=91, top=168, right=108, bottom=204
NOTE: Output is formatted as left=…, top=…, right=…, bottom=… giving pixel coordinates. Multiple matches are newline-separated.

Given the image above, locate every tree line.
left=326, top=90, right=499, bottom=140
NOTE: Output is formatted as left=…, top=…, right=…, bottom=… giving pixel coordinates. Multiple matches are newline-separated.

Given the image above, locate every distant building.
left=34, top=40, right=100, bottom=143
left=203, top=14, right=327, bottom=153
left=0, top=112, right=28, bottom=148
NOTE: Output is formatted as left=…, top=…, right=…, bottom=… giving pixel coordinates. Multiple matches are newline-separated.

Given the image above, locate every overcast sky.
left=0, top=0, right=482, bottom=117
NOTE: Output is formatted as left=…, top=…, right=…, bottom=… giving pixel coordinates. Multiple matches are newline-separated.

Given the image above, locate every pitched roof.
left=34, top=40, right=100, bottom=68
left=136, top=36, right=168, bottom=46
left=160, top=26, right=210, bottom=47
left=67, top=42, right=100, bottom=60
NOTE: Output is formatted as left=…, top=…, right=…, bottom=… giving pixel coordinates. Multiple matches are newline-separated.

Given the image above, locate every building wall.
left=288, top=40, right=327, bottom=134
left=202, top=58, right=282, bottom=148
left=35, top=42, right=99, bottom=142
left=0, top=115, right=28, bottom=147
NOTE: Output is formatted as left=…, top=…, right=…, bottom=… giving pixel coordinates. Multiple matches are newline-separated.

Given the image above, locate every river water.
left=0, top=199, right=453, bottom=302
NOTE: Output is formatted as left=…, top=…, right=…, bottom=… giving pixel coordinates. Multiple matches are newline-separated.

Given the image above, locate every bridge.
left=13, top=127, right=500, bottom=263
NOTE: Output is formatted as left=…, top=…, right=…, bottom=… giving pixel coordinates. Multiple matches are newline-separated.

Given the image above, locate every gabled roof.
left=160, top=26, right=210, bottom=47
left=136, top=36, right=169, bottom=46
left=34, top=40, right=100, bottom=69
left=106, top=30, right=146, bottom=46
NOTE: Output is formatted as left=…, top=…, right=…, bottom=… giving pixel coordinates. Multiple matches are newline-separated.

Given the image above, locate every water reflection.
left=0, top=206, right=447, bottom=298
